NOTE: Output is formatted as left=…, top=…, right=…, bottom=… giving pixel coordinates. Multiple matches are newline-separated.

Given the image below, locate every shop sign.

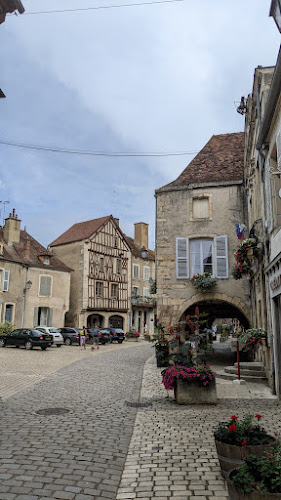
left=270, top=271, right=281, bottom=297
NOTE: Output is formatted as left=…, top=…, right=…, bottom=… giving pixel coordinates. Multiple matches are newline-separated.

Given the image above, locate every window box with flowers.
left=226, top=444, right=281, bottom=499
left=231, top=238, right=256, bottom=280
left=190, top=272, right=217, bottom=293
left=213, top=414, right=276, bottom=477
left=162, top=364, right=217, bottom=404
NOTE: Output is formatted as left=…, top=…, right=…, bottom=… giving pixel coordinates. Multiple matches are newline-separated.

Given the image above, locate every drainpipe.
left=22, top=265, right=29, bottom=328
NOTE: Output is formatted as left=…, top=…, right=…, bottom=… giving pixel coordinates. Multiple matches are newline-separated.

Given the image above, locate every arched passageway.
left=109, top=315, right=124, bottom=329
left=180, top=299, right=250, bottom=330
left=87, top=314, right=104, bottom=328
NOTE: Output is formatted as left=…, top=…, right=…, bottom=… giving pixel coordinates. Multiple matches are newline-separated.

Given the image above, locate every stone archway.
left=87, top=313, right=104, bottom=328
left=178, top=293, right=251, bottom=329
left=109, top=315, right=124, bottom=329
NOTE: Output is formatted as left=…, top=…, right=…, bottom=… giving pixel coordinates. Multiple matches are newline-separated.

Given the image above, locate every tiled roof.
left=157, top=132, right=244, bottom=191
left=125, top=235, right=155, bottom=261
left=0, top=229, right=72, bottom=272
left=50, top=215, right=112, bottom=247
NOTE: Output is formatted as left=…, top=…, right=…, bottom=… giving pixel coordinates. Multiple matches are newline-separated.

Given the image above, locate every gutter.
left=256, top=44, right=281, bottom=150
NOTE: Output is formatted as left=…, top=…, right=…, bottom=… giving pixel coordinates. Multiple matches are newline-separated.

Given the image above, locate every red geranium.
left=228, top=424, right=236, bottom=432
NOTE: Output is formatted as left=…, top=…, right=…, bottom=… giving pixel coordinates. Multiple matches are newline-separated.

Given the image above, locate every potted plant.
left=231, top=238, right=256, bottom=280
left=162, top=364, right=217, bottom=404
left=190, top=272, right=217, bottom=293
left=213, top=414, right=276, bottom=477
left=227, top=446, right=281, bottom=499
left=125, top=329, right=140, bottom=341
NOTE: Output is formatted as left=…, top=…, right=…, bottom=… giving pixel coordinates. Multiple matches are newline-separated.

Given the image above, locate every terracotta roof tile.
left=157, top=132, right=244, bottom=191
left=0, top=229, right=72, bottom=272
left=50, top=215, right=112, bottom=247
left=125, top=235, right=155, bottom=261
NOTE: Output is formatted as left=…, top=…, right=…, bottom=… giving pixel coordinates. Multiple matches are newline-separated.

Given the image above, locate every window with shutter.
left=39, top=276, right=52, bottom=296
left=176, top=238, right=189, bottom=279
left=215, top=235, right=228, bottom=278
left=3, top=270, right=10, bottom=292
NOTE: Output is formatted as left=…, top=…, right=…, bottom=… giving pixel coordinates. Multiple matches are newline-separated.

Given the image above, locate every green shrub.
left=0, top=321, right=14, bottom=336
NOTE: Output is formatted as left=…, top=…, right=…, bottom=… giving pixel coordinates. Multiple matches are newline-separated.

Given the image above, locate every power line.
left=17, top=0, right=184, bottom=16
left=0, top=138, right=198, bottom=158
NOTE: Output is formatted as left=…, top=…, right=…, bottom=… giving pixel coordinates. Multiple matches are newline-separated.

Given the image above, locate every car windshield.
left=49, top=328, right=60, bottom=333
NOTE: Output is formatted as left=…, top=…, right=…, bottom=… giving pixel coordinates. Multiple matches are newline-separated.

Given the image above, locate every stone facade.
left=0, top=210, right=71, bottom=328
left=155, top=133, right=251, bottom=329
left=125, top=223, right=156, bottom=335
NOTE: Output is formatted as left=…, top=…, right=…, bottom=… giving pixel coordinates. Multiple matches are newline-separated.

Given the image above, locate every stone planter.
left=215, top=437, right=276, bottom=478
left=227, top=469, right=281, bottom=499
left=174, top=379, right=217, bottom=405
left=126, top=337, right=139, bottom=342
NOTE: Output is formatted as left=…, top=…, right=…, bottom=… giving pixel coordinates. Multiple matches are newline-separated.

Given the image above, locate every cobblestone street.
left=0, top=343, right=281, bottom=500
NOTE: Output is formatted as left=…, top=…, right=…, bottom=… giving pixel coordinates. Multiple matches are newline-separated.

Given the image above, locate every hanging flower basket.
left=231, top=238, right=256, bottom=280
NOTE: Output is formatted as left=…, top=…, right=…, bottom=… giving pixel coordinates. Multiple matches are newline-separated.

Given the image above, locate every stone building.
left=155, top=133, right=251, bottom=329
left=50, top=215, right=131, bottom=331
left=0, top=209, right=71, bottom=328
left=244, top=38, right=281, bottom=396
left=125, top=223, right=156, bottom=335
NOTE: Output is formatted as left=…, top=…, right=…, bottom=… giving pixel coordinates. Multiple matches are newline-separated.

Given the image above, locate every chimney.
left=3, top=208, right=21, bottom=245
left=134, top=222, right=148, bottom=249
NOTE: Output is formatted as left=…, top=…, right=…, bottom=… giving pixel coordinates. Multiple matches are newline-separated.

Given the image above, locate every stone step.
left=215, top=369, right=268, bottom=384
left=225, top=366, right=266, bottom=377
left=234, top=362, right=264, bottom=371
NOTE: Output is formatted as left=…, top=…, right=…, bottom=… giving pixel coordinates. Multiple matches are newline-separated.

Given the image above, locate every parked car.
left=87, top=328, right=111, bottom=345
left=0, top=328, right=53, bottom=350
left=35, top=327, right=64, bottom=347
left=57, top=327, right=82, bottom=346
left=109, top=328, right=125, bottom=343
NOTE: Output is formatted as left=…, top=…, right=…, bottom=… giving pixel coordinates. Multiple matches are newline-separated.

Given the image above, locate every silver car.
left=35, top=327, right=64, bottom=347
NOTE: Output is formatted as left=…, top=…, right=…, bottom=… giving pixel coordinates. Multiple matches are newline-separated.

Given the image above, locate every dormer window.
left=44, top=256, right=50, bottom=265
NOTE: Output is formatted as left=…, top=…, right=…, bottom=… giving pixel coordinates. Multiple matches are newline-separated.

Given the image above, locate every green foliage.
left=232, top=445, right=281, bottom=494
left=213, top=414, right=273, bottom=446
left=190, top=273, right=217, bottom=292
left=239, top=328, right=267, bottom=352
left=231, top=238, right=256, bottom=280
left=0, top=321, right=14, bottom=336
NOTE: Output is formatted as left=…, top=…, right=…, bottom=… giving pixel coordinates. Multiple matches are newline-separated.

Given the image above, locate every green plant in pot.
left=190, top=272, right=217, bottom=292
left=227, top=443, right=281, bottom=499
left=213, top=414, right=276, bottom=477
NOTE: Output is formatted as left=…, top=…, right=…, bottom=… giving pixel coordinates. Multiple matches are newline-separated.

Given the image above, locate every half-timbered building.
left=50, top=215, right=131, bottom=330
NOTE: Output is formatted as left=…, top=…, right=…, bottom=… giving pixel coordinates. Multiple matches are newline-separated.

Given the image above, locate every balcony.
left=131, top=295, right=156, bottom=309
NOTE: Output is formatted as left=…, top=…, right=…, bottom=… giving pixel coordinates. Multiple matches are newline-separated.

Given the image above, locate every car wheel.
left=57, top=344, right=62, bottom=347
left=41, top=346, right=47, bottom=350
left=65, top=338, right=71, bottom=346
left=25, top=341, right=33, bottom=350
left=0, top=338, right=6, bottom=347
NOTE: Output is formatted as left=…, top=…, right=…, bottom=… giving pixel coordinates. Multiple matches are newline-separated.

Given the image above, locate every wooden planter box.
left=215, top=438, right=276, bottom=478
left=174, top=379, right=217, bottom=405
left=227, top=469, right=281, bottom=499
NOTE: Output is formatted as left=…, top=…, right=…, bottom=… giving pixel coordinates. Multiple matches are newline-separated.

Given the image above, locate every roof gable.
left=49, top=215, right=112, bottom=247
left=156, top=132, right=244, bottom=192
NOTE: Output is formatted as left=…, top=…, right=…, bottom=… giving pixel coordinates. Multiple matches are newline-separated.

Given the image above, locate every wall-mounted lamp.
left=140, top=246, right=148, bottom=259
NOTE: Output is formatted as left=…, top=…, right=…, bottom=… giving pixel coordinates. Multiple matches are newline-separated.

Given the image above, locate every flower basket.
left=190, top=273, right=217, bottom=293
left=213, top=414, right=276, bottom=477
left=162, top=364, right=217, bottom=404
left=227, top=469, right=281, bottom=500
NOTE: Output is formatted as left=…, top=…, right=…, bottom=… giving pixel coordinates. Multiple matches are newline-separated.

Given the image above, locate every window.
left=133, top=264, right=139, bottom=278
left=143, top=288, right=149, bottom=297
left=39, top=275, right=52, bottom=296
left=190, top=195, right=212, bottom=221
left=132, top=286, right=139, bottom=297
left=111, top=283, right=118, bottom=299
left=43, top=256, right=50, bottom=265
left=190, top=240, right=213, bottom=275
left=143, top=266, right=150, bottom=281
left=96, top=281, right=103, bottom=298
left=116, top=259, right=121, bottom=275
left=3, top=270, right=10, bottom=292
left=5, top=304, right=13, bottom=322
left=176, top=236, right=228, bottom=279
left=99, top=257, right=104, bottom=272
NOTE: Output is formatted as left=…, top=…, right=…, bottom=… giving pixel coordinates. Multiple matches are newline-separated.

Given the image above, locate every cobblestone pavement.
left=116, top=356, right=280, bottom=500
left=0, top=343, right=152, bottom=500
left=0, top=339, right=148, bottom=400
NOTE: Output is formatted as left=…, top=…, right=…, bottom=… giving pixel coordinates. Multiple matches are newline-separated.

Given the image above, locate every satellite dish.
left=149, top=277, right=154, bottom=284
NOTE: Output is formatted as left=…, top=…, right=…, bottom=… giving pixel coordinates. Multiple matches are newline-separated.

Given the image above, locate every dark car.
left=109, top=328, right=125, bottom=344
left=57, top=327, right=82, bottom=346
left=0, top=328, right=53, bottom=350
left=87, top=328, right=111, bottom=345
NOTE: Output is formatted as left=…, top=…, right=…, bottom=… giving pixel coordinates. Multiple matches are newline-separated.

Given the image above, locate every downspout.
left=154, top=192, right=157, bottom=330
left=22, top=264, right=29, bottom=328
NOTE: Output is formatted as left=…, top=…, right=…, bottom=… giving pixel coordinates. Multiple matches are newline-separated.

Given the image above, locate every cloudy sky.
left=0, top=0, right=280, bottom=249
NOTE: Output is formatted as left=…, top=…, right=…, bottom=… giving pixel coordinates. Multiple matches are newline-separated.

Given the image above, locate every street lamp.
left=140, top=246, right=148, bottom=259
